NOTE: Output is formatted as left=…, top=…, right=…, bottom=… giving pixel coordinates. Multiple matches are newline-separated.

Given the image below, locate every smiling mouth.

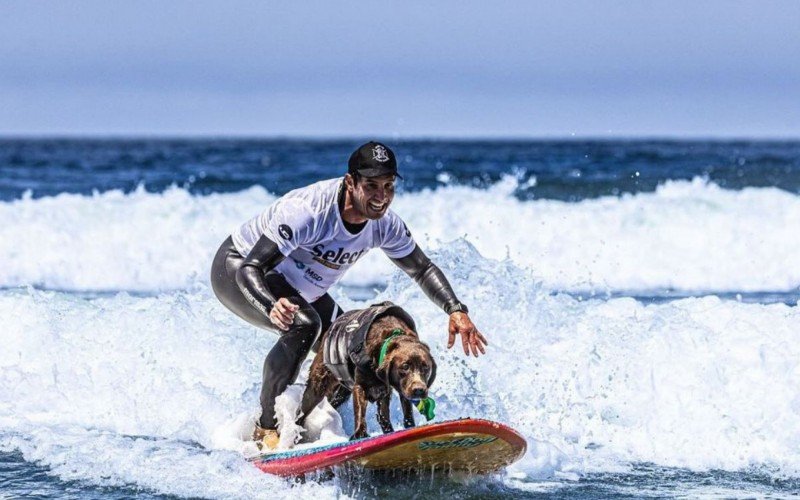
left=368, top=202, right=385, bottom=211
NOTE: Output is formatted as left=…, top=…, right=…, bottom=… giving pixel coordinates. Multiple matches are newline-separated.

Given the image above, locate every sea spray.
left=2, top=247, right=799, bottom=496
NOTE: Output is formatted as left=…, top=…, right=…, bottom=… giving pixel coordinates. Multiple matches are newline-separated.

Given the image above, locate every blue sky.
left=1, top=1, right=798, bottom=137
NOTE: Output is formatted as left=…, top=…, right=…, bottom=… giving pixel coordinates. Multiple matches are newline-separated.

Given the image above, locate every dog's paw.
left=403, top=420, right=415, bottom=429
left=349, top=431, right=368, bottom=441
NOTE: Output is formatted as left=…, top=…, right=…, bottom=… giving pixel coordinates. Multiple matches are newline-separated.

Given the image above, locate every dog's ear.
left=427, top=355, right=437, bottom=387
left=376, top=357, right=392, bottom=384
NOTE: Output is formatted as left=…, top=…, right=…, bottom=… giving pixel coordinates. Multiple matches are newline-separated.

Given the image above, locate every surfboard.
left=250, top=418, right=526, bottom=476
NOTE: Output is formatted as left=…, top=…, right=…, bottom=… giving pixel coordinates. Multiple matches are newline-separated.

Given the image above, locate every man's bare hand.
left=447, top=312, right=488, bottom=357
left=270, top=298, right=299, bottom=330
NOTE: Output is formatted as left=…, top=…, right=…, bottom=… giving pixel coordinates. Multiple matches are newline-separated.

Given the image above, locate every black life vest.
left=322, top=301, right=417, bottom=389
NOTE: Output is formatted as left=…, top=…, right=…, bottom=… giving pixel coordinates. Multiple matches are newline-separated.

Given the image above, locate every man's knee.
left=287, top=300, right=323, bottom=347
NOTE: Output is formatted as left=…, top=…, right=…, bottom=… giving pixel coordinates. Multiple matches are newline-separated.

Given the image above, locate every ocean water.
left=1, top=139, right=799, bottom=499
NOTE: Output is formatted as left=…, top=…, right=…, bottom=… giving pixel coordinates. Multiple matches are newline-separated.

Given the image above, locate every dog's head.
left=377, top=335, right=437, bottom=401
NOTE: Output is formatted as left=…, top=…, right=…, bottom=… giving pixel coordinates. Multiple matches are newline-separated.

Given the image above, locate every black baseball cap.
left=347, top=141, right=403, bottom=179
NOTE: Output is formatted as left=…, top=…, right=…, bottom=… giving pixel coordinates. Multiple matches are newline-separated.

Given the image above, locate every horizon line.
left=2, top=133, right=800, bottom=142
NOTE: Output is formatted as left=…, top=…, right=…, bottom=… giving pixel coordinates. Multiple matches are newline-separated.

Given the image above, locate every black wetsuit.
left=210, top=184, right=466, bottom=429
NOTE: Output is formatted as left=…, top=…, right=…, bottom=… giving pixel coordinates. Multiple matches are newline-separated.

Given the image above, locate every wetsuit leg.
left=210, top=236, right=342, bottom=429
left=258, top=284, right=320, bottom=429
left=256, top=280, right=343, bottom=428
left=307, top=292, right=341, bottom=353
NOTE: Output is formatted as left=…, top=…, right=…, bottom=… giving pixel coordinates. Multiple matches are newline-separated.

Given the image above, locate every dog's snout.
left=411, top=387, right=427, bottom=399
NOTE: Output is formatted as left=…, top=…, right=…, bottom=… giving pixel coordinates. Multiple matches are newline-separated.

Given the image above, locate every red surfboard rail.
left=250, top=418, right=527, bottom=476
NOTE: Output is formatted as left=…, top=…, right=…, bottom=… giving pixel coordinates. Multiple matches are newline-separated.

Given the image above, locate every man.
left=210, top=141, right=487, bottom=449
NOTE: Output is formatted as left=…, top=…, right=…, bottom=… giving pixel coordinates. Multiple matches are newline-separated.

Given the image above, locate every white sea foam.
left=0, top=185, right=275, bottom=292
left=0, top=178, right=798, bottom=293
left=2, top=248, right=799, bottom=497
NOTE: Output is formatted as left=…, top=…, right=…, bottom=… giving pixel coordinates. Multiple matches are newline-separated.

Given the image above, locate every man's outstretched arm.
left=390, top=245, right=488, bottom=357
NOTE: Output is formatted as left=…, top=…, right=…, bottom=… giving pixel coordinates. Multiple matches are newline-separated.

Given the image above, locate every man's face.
left=348, top=173, right=396, bottom=220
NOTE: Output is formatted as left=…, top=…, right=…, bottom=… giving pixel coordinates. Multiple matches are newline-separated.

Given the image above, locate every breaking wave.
left=0, top=177, right=798, bottom=294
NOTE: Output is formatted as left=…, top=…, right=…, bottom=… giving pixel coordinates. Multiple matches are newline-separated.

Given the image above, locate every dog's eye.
left=401, top=363, right=410, bottom=371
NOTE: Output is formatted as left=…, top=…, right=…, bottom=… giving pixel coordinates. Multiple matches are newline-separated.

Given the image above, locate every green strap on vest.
left=378, top=329, right=405, bottom=367
left=377, top=329, right=437, bottom=422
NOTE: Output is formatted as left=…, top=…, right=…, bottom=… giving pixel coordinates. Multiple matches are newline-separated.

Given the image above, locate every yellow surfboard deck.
left=251, top=418, right=527, bottom=476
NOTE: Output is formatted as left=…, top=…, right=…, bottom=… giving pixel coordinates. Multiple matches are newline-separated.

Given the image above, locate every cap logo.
left=372, top=145, right=390, bottom=163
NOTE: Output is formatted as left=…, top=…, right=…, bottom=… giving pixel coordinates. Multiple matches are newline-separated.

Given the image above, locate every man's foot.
left=253, top=424, right=280, bottom=451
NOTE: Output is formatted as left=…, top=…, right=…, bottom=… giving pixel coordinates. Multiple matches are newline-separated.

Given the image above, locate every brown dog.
left=299, top=302, right=436, bottom=440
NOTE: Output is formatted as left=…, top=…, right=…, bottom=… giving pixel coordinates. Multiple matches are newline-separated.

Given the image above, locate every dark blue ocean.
left=2, top=139, right=800, bottom=202
left=1, top=139, right=799, bottom=499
